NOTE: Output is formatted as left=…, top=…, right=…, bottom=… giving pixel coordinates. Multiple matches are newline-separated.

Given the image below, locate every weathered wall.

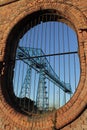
left=60, top=109, right=87, bottom=130
left=0, top=0, right=87, bottom=129
left=0, top=0, right=20, bottom=6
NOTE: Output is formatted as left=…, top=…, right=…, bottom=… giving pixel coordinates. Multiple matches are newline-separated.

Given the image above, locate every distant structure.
left=16, top=47, right=71, bottom=112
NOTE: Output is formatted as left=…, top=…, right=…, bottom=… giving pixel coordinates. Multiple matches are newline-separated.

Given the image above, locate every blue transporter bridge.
left=16, top=46, right=72, bottom=113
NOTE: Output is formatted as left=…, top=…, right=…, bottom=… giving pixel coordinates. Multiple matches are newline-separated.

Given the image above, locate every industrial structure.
left=16, top=46, right=72, bottom=113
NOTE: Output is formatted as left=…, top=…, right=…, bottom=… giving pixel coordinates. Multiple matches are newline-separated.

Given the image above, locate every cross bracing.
left=16, top=46, right=72, bottom=111
left=16, top=47, right=72, bottom=93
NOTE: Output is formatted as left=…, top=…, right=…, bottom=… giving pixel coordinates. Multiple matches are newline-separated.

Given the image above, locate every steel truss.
left=16, top=46, right=72, bottom=111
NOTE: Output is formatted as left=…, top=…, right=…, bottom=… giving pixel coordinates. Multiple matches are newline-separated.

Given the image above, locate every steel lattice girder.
left=16, top=46, right=72, bottom=93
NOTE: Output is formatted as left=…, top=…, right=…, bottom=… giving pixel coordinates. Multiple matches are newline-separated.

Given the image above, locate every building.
left=0, top=0, right=87, bottom=129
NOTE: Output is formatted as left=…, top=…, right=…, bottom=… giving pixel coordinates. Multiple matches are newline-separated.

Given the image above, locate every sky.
left=13, top=21, right=80, bottom=110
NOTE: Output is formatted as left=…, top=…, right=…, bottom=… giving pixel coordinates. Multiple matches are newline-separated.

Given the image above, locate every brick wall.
left=0, top=0, right=87, bottom=129
left=0, top=0, right=20, bottom=6
left=61, top=109, right=87, bottom=130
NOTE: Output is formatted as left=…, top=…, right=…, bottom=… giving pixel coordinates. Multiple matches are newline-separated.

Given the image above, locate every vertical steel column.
left=36, top=69, right=48, bottom=112
left=19, top=66, right=32, bottom=98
